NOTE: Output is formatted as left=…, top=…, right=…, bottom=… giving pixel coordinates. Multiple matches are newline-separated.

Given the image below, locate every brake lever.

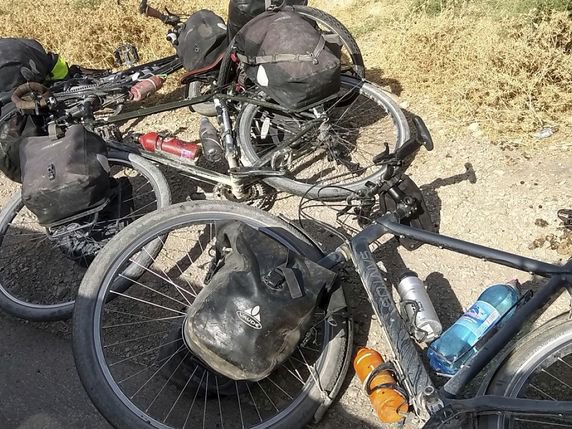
left=163, top=7, right=182, bottom=25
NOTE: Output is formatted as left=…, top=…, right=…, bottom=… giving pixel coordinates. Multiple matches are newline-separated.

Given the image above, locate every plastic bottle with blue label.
left=427, top=280, right=520, bottom=375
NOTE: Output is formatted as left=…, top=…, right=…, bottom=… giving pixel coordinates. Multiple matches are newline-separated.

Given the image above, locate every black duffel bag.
left=175, top=10, right=228, bottom=72
left=19, top=124, right=111, bottom=226
left=235, top=10, right=341, bottom=110
left=228, top=0, right=308, bottom=38
left=183, top=221, right=337, bottom=381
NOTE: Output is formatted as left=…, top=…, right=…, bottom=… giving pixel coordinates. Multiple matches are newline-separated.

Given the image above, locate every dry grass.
left=0, top=0, right=570, bottom=144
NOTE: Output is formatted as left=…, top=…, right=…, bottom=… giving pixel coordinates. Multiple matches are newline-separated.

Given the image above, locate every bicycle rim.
left=483, top=323, right=572, bottom=428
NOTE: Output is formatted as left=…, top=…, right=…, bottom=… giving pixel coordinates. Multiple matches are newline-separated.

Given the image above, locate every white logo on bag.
left=237, top=305, right=262, bottom=330
left=256, top=66, right=269, bottom=87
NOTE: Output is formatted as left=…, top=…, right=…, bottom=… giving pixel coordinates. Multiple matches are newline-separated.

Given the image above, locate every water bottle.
left=427, top=280, right=520, bottom=375
left=199, top=117, right=223, bottom=163
left=397, top=272, right=442, bottom=343
left=353, top=347, right=408, bottom=423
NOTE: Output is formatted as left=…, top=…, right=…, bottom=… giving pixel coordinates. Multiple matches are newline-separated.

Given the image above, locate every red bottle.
left=138, top=132, right=200, bottom=161
left=130, top=76, right=164, bottom=101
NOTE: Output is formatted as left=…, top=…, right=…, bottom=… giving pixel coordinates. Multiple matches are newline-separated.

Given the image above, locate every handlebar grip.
left=144, top=5, right=166, bottom=21
left=11, top=82, right=51, bottom=114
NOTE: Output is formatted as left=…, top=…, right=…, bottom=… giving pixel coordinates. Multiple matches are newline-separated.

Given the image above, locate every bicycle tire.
left=72, top=201, right=352, bottom=429
left=480, top=312, right=572, bottom=428
left=237, top=75, right=410, bottom=200
left=186, top=81, right=218, bottom=117
left=0, top=151, right=171, bottom=321
left=293, top=5, right=365, bottom=78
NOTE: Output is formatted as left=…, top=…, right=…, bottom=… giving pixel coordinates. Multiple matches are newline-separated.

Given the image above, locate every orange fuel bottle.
left=353, top=347, right=409, bottom=423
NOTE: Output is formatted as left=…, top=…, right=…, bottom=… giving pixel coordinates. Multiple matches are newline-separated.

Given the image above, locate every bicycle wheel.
left=73, top=201, right=352, bottom=429
left=237, top=75, right=410, bottom=200
left=481, top=313, right=572, bottom=428
left=0, top=151, right=171, bottom=321
left=293, top=5, right=365, bottom=78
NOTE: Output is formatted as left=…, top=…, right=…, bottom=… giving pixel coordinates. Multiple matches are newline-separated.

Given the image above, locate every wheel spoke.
left=236, top=381, right=245, bottom=429
left=103, top=314, right=185, bottom=329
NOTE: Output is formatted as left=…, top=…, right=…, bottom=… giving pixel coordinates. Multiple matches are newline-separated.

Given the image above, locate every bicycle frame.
left=101, top=77, right=367, bottom=198
left=106, top=95, right=291, bottom=198
left=319, top=212, right=572, bottom=424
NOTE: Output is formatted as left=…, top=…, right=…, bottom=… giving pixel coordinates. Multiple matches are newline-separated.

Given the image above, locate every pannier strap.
left=263, top=251, right=304, bottom=299
left=236, top=35, right=326, bottom=65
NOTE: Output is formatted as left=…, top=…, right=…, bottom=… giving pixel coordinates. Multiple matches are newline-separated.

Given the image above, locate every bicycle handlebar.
left=11, top=82, right=51, bottom=114
left=140, top=1, right=165, bottom=21
left=139, top=0, right=180, bottom=25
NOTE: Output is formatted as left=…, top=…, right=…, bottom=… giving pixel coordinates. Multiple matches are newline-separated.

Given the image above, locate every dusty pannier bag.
left=19, top=124, right=111, bottom=226
left=235, top=10, right=341, bottom=110
left=0, top=38, right=55, bottom=95
left=0, top=103, right=43, bottom=183
left=175, top=10, right=229, bottom=72
left=183, top=221, right=337, bottom=381
left=227, top=0, right=308, bottom=38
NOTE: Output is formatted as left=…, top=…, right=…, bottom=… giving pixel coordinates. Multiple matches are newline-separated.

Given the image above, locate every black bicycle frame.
left=320, top=212, right=572, bottom=421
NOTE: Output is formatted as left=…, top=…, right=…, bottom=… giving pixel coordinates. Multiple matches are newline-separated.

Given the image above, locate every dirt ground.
left=0, top=89, right=570, bottom=428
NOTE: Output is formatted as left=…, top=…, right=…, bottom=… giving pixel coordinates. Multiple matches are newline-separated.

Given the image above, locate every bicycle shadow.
left=365, top=67, right=404, bottom=97
left=419, top=162, right=478, bottom=232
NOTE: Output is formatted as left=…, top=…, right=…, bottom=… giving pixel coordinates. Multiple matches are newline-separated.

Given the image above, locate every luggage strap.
left=236, top=36, right=326, bottom=65
left=263, top=250, right=304, bottom=299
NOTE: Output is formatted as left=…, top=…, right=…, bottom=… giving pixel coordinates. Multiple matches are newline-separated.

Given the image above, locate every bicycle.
left=70, top=146, right=572, bottom=428
left=0, top=0, right=418, bottom=322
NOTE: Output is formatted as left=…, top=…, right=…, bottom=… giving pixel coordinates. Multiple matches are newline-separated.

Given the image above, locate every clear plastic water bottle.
left=427, top=280, right=520, bottom=375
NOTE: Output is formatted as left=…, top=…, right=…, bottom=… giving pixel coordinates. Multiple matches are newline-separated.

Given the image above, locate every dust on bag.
left=183, top=221, right=337, bottom=381
left=227, top=0, right=308, bottom=38
left=234, top=10, right=341, bottom=110
left=19, top=124, right=111, bottom=226
left=175, top=10, right=229, bottom=72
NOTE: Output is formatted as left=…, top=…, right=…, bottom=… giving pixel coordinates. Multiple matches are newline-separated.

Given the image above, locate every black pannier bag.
left=183, top=221, right=337, bottom=381
left=0, top=38, right=54, bottom=95
left=19, top=124, right=111, bottom=226
left=175, top=10, right=229, bottom=72
left=234, top=11, right=341, bottom=110
left=228, top=0, right=308, bottom=38
left=0, top=103, right=43, bottom=183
